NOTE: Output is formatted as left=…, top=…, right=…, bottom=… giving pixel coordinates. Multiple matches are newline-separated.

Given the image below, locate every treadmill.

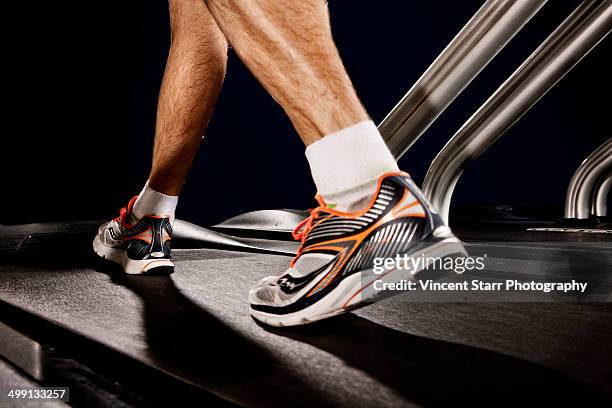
left=2, top=1, right=611, bottom=406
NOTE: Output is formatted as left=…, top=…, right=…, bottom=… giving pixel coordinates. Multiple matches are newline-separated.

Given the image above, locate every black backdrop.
left=5, top=0, right=610, bottom=226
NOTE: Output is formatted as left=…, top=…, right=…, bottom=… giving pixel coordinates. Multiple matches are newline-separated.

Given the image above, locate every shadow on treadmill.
left=98, top=263, right=336, bottom=407
left=261, top=314, right=609, bottom=407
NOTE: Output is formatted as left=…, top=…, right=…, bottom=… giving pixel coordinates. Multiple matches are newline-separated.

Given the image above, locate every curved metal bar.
left=564, top=139, right=612, bottom=219
left=565, top=139, right=612, bottom=218
left=422, top=0, right=612, bottom=223
left=379, top=0, right=548, bottom=159
left=592, top=169, right=612, bottom=217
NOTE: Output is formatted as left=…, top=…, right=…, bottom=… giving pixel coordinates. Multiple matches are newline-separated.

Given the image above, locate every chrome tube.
left=564, top=138, right=612, bottom=218
left=379, top=0, right=548, bottom=159
left=565, top=139, right=612, bottom=219
left=423, top=1, right=612, bottom=223
left=592, top=170, right=612, bottom=217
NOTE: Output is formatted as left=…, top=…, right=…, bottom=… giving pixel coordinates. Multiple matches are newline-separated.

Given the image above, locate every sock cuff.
left=142, top=182, right=179, bottom=200
left=132, top=182, right=179, bottom=219
left=305, top=120, right=398, bottom=198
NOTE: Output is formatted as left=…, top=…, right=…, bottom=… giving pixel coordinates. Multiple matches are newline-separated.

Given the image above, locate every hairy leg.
left=204, top=0, right=368, bottom=145
left=148, top=0, right=228, bottom=195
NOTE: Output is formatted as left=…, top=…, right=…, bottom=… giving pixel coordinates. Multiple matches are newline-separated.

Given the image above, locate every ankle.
left=306, top=120, right=399, bottom=212
left=146, top=176, right=183, bottom=196
left=132, top=182, right=179, bottom=220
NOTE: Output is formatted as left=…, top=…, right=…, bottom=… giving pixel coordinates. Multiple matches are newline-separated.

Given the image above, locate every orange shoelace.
left=292, top=194, right=330, bottom=241
left=292, top=208, right=321, bottom=242
left=290, top=204, right=326, bottom=266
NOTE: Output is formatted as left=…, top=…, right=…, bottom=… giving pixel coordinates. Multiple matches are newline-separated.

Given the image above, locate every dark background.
left=5, top=0, right=610, bottom=226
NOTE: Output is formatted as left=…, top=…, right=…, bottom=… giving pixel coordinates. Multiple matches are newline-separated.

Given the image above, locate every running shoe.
left=249, top=171, right=466, bottom=326
left=93, top=196, right=174, bottom=275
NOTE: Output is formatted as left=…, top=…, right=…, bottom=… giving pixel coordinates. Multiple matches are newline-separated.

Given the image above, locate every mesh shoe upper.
left=251, top=172, right=447, bottom=309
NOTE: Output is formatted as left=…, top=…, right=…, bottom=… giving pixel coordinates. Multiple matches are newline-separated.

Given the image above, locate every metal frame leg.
left=592, top=169, right=612, bottom=217
left=564, top=139, right=612, bottom=219
left=565, top=139, right=612, bottom=219
left=422, top=1, right=612, bottom=223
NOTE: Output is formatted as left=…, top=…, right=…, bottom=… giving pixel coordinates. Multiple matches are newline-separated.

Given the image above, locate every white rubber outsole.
left=93, top=234, right=174, bottom=275
left=250, top=238, right=467, bottom=327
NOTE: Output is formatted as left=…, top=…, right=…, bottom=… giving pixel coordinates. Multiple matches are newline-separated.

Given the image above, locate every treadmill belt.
left=0, top=246, right=611, bottom=407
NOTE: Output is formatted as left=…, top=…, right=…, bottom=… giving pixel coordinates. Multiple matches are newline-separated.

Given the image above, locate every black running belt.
left=1, top=244, right=611, bottom=406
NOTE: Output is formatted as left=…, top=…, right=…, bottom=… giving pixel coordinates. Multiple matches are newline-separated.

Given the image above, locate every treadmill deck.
left=1, top=242, right=611, bottom=406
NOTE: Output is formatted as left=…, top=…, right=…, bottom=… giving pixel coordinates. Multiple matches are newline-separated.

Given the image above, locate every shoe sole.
left=93, top=234, right=174, bottom=275
left=250, top=237, right=467, bottom=327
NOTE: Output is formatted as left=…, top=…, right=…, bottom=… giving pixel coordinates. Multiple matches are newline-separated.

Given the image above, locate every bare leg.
left=195, top=1, right=459, bottom=328
left=204, top=0, right=368, bottom=146
left=148, top=0, right=228, bottom=195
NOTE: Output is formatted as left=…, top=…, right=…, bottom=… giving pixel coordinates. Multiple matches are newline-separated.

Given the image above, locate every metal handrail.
left=422, top=1, right=612, bottom=223
left=379, top=0, right=548, bottom=159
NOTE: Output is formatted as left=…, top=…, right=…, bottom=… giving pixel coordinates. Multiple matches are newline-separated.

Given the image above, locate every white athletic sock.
left=132, top=182, right=179, bottom=220
left=305, top=120, right=399, bottom=212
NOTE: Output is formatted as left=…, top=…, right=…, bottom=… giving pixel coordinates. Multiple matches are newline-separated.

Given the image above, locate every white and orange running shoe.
left=249, top=172, right=467, bottom=326
left=93, top=197, right=174, bottom=275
